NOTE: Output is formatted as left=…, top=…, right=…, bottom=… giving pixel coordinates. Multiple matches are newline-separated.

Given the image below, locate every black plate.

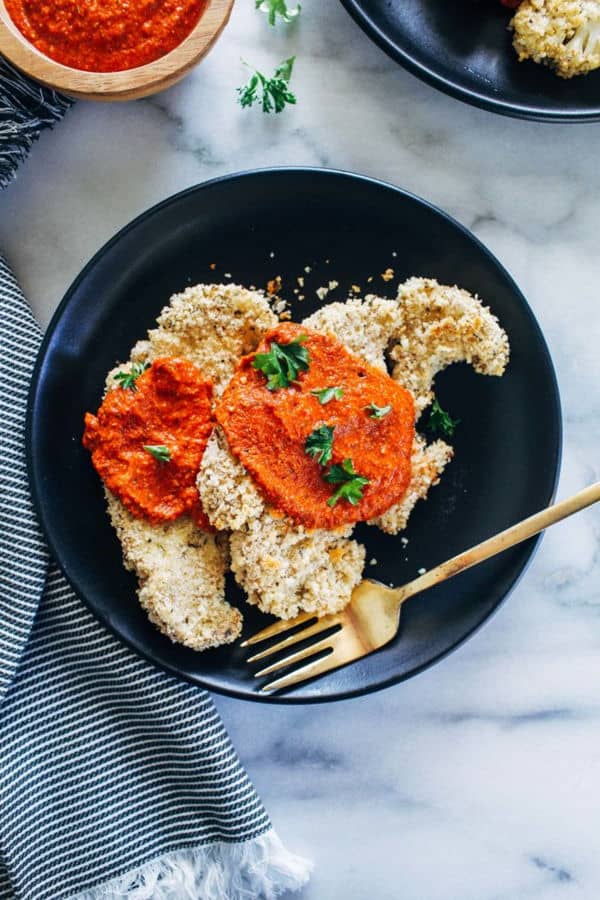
left=340, top=0, right=600, bottom=122
left=28, top=168, right=561, bottom=703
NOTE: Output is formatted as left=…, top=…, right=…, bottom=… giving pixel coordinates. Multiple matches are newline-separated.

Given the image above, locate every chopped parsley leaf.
left=311, top=386, right=344, bottom=405
left=427, top=398, right=460, bottom=438
left=325, top=458, right=370, bottom=507
left=366, top=402, right=392, bottom=419
left=113, top=361, right=150, bottom=391
left=252, top=335, right=309, bottom=390
left=143, top=444, right=171, bottom=463
left=305, top=424, right=334, bottom=467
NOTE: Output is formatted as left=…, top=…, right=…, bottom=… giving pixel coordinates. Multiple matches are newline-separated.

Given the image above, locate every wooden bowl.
left=0, top=0, right=233, bottom=100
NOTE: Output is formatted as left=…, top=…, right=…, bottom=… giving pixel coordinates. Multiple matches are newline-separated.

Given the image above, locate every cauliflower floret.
left=511, top=0, right=600, bottom=78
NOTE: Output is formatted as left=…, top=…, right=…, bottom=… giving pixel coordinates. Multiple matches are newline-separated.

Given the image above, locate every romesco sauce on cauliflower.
left=83, top=358, right=213, bottom=529
left=216, top=324, right=415, bottom=529
left=5, top=0, right=206, bottom=73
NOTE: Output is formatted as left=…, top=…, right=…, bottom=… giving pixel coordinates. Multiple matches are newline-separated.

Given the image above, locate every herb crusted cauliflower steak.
left=198, top=278, right=509, bottom=622
left=103, top=284, right=278, bottom=650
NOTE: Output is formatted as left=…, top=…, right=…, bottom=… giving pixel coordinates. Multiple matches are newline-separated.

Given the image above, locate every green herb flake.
left=255, top=0, right=301, bottom=26
left=427, top=398, right=460, bottom=438
left=366, top=402, right=392, bottom=419
left=325, top=458, right=370, bottom=507
left=311, top=386, right=344, bottom=405
left=113, top=361, right=150, bottom=391
left=143, top=444, right=171, bottom=464
left=305, top=424, right=335, bottom=467
left=237, top=57, right=297, bottom=114
left=252, top=335, right=309, bottom=390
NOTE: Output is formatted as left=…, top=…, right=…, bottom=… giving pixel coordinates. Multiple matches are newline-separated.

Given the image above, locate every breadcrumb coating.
left=303, top=295, right=402, bottom=370
left=106, top=492, right=239, bottom=650
left=370, top=435, right=454, bottom=535
left=230, top=515, right=365, bottom=620
left=511, top=0, right=600, bottom=79
left=130, top=283, right=278, bottom=393
left=390, top=277, right=510, bottom=413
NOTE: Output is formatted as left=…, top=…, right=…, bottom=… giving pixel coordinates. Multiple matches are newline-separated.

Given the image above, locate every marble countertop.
left=2, top=2, right=600, bottom=897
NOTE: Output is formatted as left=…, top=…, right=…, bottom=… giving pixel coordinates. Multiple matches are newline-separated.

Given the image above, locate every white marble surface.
left=2, top=1, right=600, bottom=897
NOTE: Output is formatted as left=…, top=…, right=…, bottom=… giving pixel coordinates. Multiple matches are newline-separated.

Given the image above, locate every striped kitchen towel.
left=0, top=60, right=311, bottom=900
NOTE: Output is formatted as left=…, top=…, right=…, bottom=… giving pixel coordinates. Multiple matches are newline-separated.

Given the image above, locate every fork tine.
left=240, top=611, right=316, bottom=648
left=254, top=632, right=340, bottom=678
left=260, top=650, right=345, bottom=693
left=246, top=616, right=341, bottom=663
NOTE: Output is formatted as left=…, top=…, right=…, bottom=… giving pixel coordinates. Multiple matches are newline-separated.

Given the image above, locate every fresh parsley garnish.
left=252, top=336, right=309, bottom=390
left=311, top=386, right=344, bottom=405
left=143, top=444, right=171, bottom=463
left=237, top=57, right=297, bottom=114
left=305, top=425, right=334, bottom=467
left=255, top=0, right=301, bottom=25
left=366, top=402, right=392, bottom=419
left=113, top=361, right=150, bottom=391
left=325, top=458, right=370, bottom=507
left=427, top=398, right=460, bottom=438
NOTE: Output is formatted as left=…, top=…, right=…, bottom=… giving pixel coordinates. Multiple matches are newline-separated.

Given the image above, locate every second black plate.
left=28, top=168, right=561, bottom=702
left=341, top=0, right=600, bottom=122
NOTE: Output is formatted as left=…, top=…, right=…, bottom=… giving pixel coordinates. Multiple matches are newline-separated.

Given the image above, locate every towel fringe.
left=70, top=829, right=312, bottom=900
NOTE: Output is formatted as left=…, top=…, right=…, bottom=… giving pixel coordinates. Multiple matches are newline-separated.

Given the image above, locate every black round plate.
left=340, top=0, right=600, bottom=122
left=28, top=168, right=561, bottom=703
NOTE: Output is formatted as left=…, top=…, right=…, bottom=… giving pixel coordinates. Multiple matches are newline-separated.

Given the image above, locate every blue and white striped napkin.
left=0, top=61, right=310, bottom=900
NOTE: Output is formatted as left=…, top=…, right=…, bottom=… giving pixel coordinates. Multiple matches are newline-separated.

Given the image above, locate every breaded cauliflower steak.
left=511, top=0, right=600, bottom=79
left=198, top=429, right=366, bottom=620
left=130, top=283, right=278, bottom=393
left=390, top=277, right=509, bottom=413
left=104, top=284, right=277, bottom=648
left=107, top=496, right=237, bottom=650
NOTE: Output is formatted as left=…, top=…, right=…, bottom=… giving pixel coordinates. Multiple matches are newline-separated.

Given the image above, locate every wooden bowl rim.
left=0, top=0, right=233, bottom=99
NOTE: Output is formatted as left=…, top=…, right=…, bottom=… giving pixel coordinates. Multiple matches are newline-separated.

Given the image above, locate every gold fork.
left=242, top=481, right=600, bottom=693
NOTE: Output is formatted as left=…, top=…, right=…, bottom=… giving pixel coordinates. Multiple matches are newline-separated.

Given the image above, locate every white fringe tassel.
left=70, top=830, right=312, bottom=900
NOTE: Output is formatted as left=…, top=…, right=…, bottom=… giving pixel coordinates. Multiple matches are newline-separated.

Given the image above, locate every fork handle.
left=397, top=481, right=600, bottom=603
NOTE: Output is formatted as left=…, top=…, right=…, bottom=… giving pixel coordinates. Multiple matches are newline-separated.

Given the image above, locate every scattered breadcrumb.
left=304, top=265, right=311, bottom=273
left=297, top=276, right=304, bottom=287
left=350, top=284, right=361, bottom=294
left=267, top=276, right=282, bottom=295
left=389, top=277, right=510, bottom=412
left=224, top=272, right=232, bottom=279
left=418, top=568, right=426, bottom=575
left=381, top=268, right=394, bottom=282
left=209, top=263, right=216, bottom=270
left=328, top=280, right=339, bottom=291
left=316, top=286, right=330, bottom=301
left=369, top=558, right=377, bottom=565
left=401, top=536, right=409, bottom=546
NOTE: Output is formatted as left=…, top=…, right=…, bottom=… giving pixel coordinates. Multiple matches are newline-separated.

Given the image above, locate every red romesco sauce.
left=83, top=357, right=213, bottom=529
left=5, top=0, right=207, bottom=73
left=216, top=324, right=416, bottom=530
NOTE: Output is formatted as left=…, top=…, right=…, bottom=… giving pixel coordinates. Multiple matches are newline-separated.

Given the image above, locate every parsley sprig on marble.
left=325, top=459, right=370, bottom=508
left=427, top=398, right=460, bottom=438
left=113, top=362, right=150, bottom=391
left=305, top=425, right=334, bottom=467
left=252, top=335, right=309, bottom=390
left=237, top=57, right=297, bottom=114
left=255, top=0, right=301, bottom=25
left=143, top=445, right=171, bottom=463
